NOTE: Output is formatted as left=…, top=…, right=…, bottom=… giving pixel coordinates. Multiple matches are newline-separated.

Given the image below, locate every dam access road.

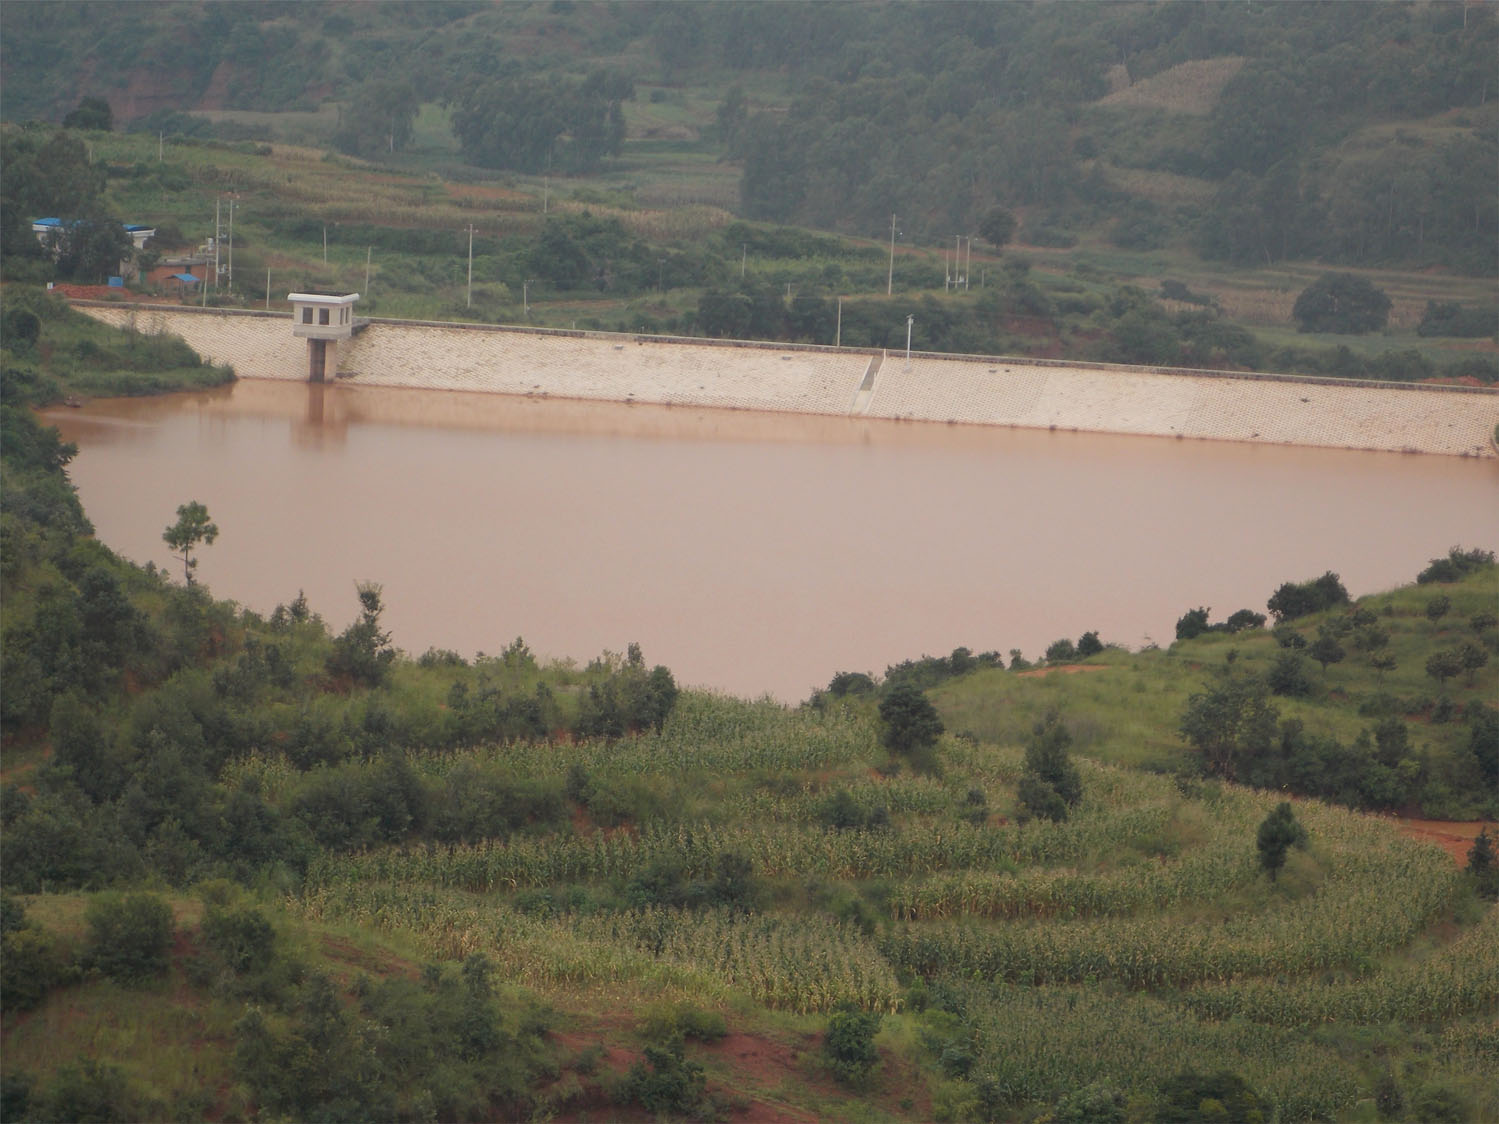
left=72, top=302, right=1498, bottom=458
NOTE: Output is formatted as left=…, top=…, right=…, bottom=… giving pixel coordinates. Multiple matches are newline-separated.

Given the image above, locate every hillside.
left=2, top=1, right=1495, bottom=277
left=3, top=300, right=1499, bottom=1121
left=3, top=123, right=1496, bottom=388
left=3, top=7, right=1499, bottom=1117
left=3, top=4, right=1496, bottom=382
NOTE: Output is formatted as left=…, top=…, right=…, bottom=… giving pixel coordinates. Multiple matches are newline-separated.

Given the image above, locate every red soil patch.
left=52, top=284, right=128, bottom=301
left=444, top=181, right=532, bottom=205
left=1016, top=664, right=1108, bottom=678
left=318, top=935, right=419, bottom=981
left=546, top=1024, right=834, bottom=1124
left=704, top=1031, right=826, bottom=1122
left=1390, top=818, right=1494, bottom=865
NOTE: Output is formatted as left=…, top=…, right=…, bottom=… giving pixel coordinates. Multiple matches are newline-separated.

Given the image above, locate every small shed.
left=169, top=273, right=200, bottom=299
left=288, top=292, right=360, bottom=340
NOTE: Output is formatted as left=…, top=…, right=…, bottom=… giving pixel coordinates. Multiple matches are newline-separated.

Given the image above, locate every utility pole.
left=741, top=242, right=747, bottom=279
left=214, top=198, right=221, bottom=293
left=158, top=130, right=163, bottom=162
left=227, top=197, right=235, bottom=292
left=322, top=224, right=327, bottom=265
left=887, top=214, right=896, bottom=296
left=265, top=268, right=271, bottom=310
left=466, top=224, right=474, bottom=309
left=523, top=279, right=534, bottom=317
left=365, top=246, right=372, bottom=296
left=836, top=297, right=842, bottom=348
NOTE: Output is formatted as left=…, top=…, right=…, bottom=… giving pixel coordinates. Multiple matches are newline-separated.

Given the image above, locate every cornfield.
left=265, top=687, right=1495, bottom=1120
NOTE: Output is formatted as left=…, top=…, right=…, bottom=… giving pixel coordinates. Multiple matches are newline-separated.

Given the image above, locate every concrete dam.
left=72, top=302, right=1498, bottom=459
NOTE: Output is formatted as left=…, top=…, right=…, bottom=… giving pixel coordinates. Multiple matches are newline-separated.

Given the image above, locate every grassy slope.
left=7, top=685, right=1497, bottom=1121
left=2, top=287, right=236, bottom=402
left=931, top=565, right=1499, bottom=812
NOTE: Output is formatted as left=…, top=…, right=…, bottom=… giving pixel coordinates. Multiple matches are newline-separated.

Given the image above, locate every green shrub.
left=1, top=919, right=68, bottom=1012
left=1407, top=1081, right=1472, bottom=1123
left=1417, top=547, right=1495, bottom=585
left=1267, top=651, right=1314, bottom=697
left=823, top=1007, right=882, bottom=1087
left=1156, top=1071, right=1265, bottom=1123
left=38, top=1059, right=157, bottom=1124
left=85, top=892, right=174, bottom=984
left=621, top=1041, right=708, bottom=1116
left=640, top=1002, right=727, bottom=1046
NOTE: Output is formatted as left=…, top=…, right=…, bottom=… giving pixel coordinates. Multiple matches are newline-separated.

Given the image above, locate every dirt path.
left=1015, top=663, right=1110, bottom=678
left=1391, top=818, right=1493, bottom=865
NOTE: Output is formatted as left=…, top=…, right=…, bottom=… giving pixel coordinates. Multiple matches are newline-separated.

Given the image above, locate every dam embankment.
left=72, top=302, right=1498, bottom=458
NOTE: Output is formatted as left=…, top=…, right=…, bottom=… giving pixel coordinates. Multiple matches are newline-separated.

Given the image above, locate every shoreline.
left=71, top=301, right=1499, bottom=459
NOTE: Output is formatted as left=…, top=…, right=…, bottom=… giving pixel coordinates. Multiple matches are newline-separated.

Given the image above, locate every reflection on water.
left=44, top=380, right=1499, bottom=702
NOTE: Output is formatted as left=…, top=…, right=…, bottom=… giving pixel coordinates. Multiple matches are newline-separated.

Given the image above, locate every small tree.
left=1370, top=652, right=1397, bottom=684
left=1175, top=607, right=1212, bottom=641
left=85, top=892, right=174, bottom=983
left=327, top=582, right=395, bottom=687
left=1223, top=609, right=1266, bottom=633
left=1457, top=642, right=1489, bottom=686
left=1267, top=651, right=1314, bottom=697
left=1426, top=649, right=1463, bottom=691
left=878, top=683, right=943, bottom=762
left=63, top=96, right=113, bottom=131
left=1180, top=674, right=1279, bottom=781
left=1267, top=571, right=1349, bottom=623
left=1292, top=273, right=1391, bottom=334
left=1426, top=595, right=1452, bottom=623
left=1256, top=802, right=1307, bottom=882
left=978, top=206, right=1017, bottom=249
left=162, top=501, right=218, bottom=585
left=1020, top=711, right=1082, bottom=819
left=1076, top=631, right=1104, bottom=658
left=1467, top=828, right=1498, bottom=899
left=1307, top=632, right=1345, bottom=677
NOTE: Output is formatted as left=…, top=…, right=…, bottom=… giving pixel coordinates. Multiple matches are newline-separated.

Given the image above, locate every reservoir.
left=45, top=380, right=1499, bottom=702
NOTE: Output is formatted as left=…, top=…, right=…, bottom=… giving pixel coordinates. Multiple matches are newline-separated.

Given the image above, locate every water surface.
left=45, top=380, right=1499, bottom=701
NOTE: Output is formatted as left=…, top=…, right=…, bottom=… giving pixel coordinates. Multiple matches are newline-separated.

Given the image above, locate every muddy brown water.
left=43, top=380, right=1499, bottom=702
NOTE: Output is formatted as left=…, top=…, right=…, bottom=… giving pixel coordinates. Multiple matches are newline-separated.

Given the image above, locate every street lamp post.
left=905, top=314, right=914, bottom=369
left=887, top=214, right=897, bottom=296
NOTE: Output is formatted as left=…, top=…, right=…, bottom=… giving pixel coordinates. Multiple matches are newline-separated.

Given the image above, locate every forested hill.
left=3, top=1, right=1494, bottom=275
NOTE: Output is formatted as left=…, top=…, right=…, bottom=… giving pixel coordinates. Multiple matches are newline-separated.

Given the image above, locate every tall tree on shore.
left=162, top=501, right=218, bottom=586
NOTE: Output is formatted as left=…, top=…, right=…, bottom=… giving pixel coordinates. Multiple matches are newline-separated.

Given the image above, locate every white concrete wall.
left=73, top=304, right=1497, bottom=458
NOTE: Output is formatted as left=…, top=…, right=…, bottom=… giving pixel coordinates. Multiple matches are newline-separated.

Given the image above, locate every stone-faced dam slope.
left=74, top=303, right=1498, bottom=458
